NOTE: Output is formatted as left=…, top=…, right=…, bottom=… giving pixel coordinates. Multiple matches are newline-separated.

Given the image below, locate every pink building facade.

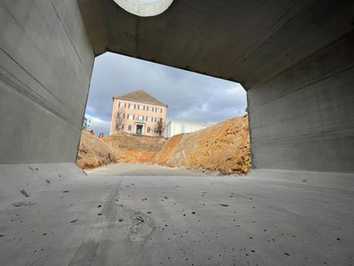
left=110, top=90, right=167, bottom=137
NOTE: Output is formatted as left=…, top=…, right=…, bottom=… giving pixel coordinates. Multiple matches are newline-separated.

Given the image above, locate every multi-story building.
left=164, top=120, right=210, bottom=138
left=110, top=90, right=167, bottom=137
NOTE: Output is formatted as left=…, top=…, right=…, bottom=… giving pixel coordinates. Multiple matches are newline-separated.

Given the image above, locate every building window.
left=122, top=124, right=124, bottom=130
left=147, top=127, right=151, bottom=133
left=127, top=114, right=130, bottom=119
left=134, top=104, right=136, bottom=109
left=128, top=125, right=132, bottom=131
left=133, top=114, right=135, bottom=120
left=160, top=108, right=162, bottom=113
left=123, top=113, right=125, bottom=119
left=143, top=106, right=145, bottom=111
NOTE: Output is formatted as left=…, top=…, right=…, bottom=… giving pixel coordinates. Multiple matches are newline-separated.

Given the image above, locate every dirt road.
left=86, top=163, right=211, bottom=176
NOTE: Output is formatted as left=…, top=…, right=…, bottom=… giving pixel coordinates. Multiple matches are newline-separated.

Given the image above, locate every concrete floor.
left=0, top=163, right=353, bottom=266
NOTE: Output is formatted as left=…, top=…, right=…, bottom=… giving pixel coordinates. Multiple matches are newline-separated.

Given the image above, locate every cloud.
left=85, top=114, right=111, bottom=135
left=85, top=52, right=247, bottom=135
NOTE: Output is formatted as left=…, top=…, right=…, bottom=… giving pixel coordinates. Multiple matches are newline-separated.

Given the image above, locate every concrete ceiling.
left=79, top=0, right=354, bottom=87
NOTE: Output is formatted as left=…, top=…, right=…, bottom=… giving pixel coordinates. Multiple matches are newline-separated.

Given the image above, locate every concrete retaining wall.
left=0, top=0, right=94, bottom=163
left=248, top=30, right=354, bottom=172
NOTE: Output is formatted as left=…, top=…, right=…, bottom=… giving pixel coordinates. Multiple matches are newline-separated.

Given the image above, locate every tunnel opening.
left=112, top=0, right=175, bottom=17
left=77, top=52, right=251, bottom=176
left=1, top=1, right=354, bottom=265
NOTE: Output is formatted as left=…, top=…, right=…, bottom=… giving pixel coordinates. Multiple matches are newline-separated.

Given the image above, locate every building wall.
left=0, top=0, right=94, bottom=163
left=165, top=121, right=208, bottom=138
left=110, top=99, right=167, bottom=137
left=248, top=30, right=354, bottom=172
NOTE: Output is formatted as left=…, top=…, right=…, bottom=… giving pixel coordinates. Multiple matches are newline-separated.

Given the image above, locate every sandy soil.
left=103, top=133, right=166, bottom=164
left=86, top=163, right=213, bottom=177
left=77, top=116, right=251, bottom=174
left=154, top=115, right=251, bottom=174
left=76, top=130, right=117, bottom=169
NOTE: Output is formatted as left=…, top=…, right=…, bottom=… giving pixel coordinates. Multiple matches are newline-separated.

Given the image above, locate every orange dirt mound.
left=76, top=130, right=117, bottom=169
left=76, top=116, right=251, bottom=175
left=102, top=132, right=166, bottom=164
left=153, top=115, right=251, bottom=174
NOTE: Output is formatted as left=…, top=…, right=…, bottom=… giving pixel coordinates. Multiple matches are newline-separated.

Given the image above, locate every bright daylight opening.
left=78, top=52, right=251, bottom=176
left=113, top=0, right=174, bottom=17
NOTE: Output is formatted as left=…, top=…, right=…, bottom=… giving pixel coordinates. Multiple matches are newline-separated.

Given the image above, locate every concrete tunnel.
left=1, top=0, right=353, bottom=171
left=0, top=0, right=354, bottom=265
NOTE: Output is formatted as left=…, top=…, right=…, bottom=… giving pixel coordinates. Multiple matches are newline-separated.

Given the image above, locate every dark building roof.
left=113, top=90, right=167, bottom=107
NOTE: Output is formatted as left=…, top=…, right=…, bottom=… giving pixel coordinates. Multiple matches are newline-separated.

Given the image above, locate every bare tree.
left=156, top=118, right=164, bottom=136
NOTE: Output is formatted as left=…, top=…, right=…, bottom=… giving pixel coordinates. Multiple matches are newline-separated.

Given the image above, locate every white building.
left=164, top=120, right=209, bottom=138
left=82, top=116, right=92, bottom=129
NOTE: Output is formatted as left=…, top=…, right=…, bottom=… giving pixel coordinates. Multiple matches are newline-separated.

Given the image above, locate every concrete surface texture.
left=0, top=163, right=353, bottom=266
left=1, top=0, right=353, bottom=173
left=0, top=0, right=94, bottom=163
left=78, top=0, right=354, bottom=172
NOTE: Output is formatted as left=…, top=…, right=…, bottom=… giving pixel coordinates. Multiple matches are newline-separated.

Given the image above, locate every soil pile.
left=103, top=132, right=166, bottom=164
left=76, top=116, right=251, bottom=174
left=76, top=130, right=117, bottom=169
left=153, top=115, right=251, bottom=174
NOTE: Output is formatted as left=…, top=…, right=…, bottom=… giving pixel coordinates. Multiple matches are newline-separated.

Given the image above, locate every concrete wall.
left=0, top=0, right=94, bottom=163
left=248, top=30, right=354, bottom=172
left=78, top=0, right=354, bottom=173
left=1, top=0, right=353, bottom=174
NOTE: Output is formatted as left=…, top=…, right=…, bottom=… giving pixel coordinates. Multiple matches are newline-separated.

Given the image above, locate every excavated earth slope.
left=154, top=115, right=251, bottom=174
left=77, top=116, right=251, bottom=174
left=103, top=133, right=166, bottom=163
left=76, top=130, right=117, bottom=169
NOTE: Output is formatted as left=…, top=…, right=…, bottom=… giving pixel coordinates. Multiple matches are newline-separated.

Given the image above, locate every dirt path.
left=86, top=163, right=211, bottom=176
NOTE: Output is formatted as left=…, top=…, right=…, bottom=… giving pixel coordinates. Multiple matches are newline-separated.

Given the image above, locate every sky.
left=85, top=52, right=247, bottom=135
